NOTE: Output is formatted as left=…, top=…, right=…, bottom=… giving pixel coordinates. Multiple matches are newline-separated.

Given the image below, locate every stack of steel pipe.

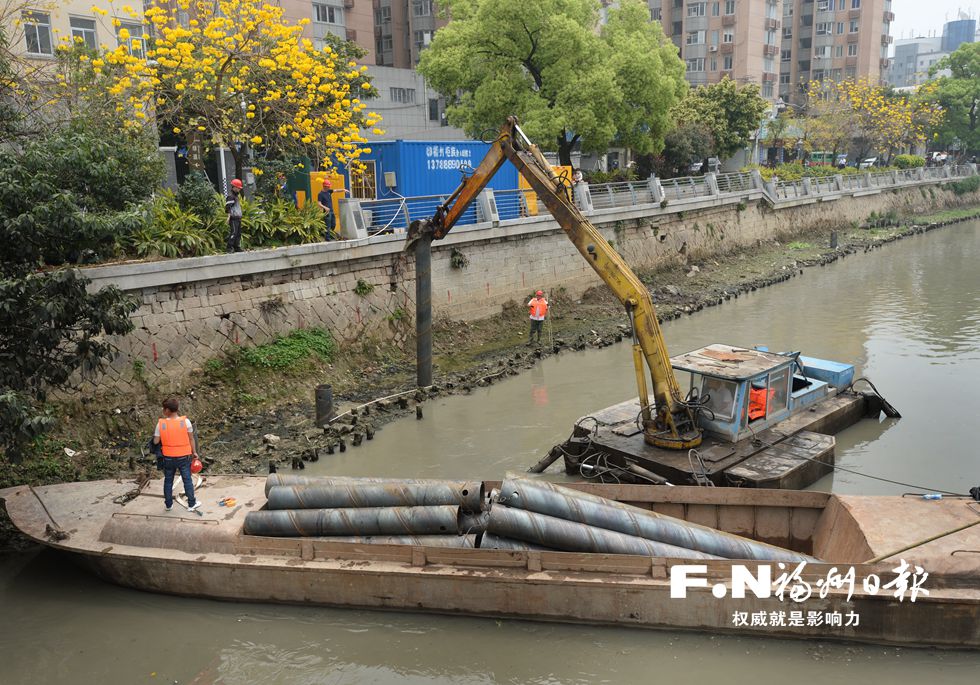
left=243, top=475, right=485, bottom=548
left=478, top=478, right=815, bottom=561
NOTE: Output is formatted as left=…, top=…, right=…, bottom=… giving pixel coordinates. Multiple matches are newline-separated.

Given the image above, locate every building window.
left=723, top=55, right=733, bottom=69
left=117, top=22, right=145, bottom=59
left=382, top=36, right=393, bottom=50
left=812, top=69, right=825, bottom=81
left=710, top=57, right=717, bottom=71
left=314, top=4, right=343, bottom=24
left=851, top=0, right=861, bottom=8
left=390, top=87, right=416, bottom=103
left=814, top=45, right=830, bottom=58
left=413, top=0, right=434, bottom=16
left=686, top=57, right=705, bottom=72
left=69, top=16, right=97, bottom=50
left=22, top=11, right=53, bottom=55
left=652, top=8, right=662, bottom=20
left=779, top=72, right=790, bottom=84
left=428, top=98, right=439, bottom=121
left=724, top=0, right=736, bottom=15
left=817, top=0, right=831, bottom=10
left=712, top=2, right=720, bottom=17
left=688, top=2, right=706, bottom=17
left=835, top=45, right=843, bottom=57
left=723, top=30, right=734, bottom=43
left=762, top=83, right=774, bottom=98
left=831, top=68, right=842, bottom=80
left=764, top=57, right=775, bottom=71
left=781, top=49, right=791, bottom=61
left=413, top=29, right=432, bottom=50
left=836, top=22, right=844, bottom=34
left=783, top=3, right=793, bottom=16
left=711, top=30, right=719, bottom=46
left=782, top=26, right=792, bottom=39
left=845, top=66, right=856, bottom=77
left=848, top=43, right=858, bottom=56
left=686, top=30, right=705, bottom=45
left=375, top=6, right=391, bottom=24
left=816, top=22, right=832, bottom=35
left=672, top=21, right=683, bottom=35
left=765, top=29, right=777, bottom=45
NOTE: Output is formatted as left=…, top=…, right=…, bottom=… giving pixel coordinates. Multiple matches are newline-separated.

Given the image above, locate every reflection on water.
left=2, top=222, right=979, bottom=684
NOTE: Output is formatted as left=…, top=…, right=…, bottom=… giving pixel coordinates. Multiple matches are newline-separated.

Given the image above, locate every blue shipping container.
left=346, top=140, right=519, bottom=200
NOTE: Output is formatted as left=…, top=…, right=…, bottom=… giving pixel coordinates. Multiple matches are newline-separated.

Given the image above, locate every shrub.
left=950, top=175, right=980, bottom=196
left=176, top=171, right=222, bottom=218
left=892, top=154, right=926, bottom=169
left=241, top=328, right=336, bottom=370
left=129, top=192, right=222, bottom=258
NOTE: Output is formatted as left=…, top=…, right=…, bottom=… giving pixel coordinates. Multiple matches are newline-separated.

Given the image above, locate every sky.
left=890, top=0, right=979, bottom=41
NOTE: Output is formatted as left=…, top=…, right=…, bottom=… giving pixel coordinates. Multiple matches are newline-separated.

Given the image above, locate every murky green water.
left=3, top=221, right=979, bottom=683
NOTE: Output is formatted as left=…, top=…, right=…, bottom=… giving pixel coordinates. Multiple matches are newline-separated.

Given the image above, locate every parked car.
left=688, top=158, right=721, bottom=175
left=858, top=158, right=878, bottom=169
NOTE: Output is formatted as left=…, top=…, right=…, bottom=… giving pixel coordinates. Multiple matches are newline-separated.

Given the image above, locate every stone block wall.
left=81, top=181, right=977, bottom=393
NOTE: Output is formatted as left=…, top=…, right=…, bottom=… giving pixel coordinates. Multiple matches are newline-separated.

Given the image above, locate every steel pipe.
left=313, top=535, right=477, bottom=548
left=243, top=505, right=460, bottom=537
left=265, top=474, right=484, bottom=509
left=457, top=510, right=490, bottom=534
left=499, top=478, right=814, bottom=562
left=486, top=505, right=719, bottom=559
left=477, top=532, right=552, bottom=551
left=266, top=481, right=484, bottom=513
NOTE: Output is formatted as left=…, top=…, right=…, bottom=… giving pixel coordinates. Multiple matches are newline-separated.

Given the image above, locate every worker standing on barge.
left=154, top=398, right=201, bottom=512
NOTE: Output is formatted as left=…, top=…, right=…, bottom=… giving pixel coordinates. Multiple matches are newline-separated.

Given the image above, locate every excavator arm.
left=407, top=117, right=701, bottom=450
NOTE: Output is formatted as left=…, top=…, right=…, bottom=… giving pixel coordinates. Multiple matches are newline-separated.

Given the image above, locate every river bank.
left=1, top=205, right=978, bottom=552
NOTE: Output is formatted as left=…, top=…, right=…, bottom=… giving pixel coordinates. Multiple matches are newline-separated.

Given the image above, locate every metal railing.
left=349, top=164, right=977, bottom=237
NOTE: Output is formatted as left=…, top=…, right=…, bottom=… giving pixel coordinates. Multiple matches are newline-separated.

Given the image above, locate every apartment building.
left=647, top=1, right=893, bottom=103
left=648, top=0, right=784, bottom=99
left=8, top=1, right=147, bottom=62
left=778, top=0, right=893, bottom=104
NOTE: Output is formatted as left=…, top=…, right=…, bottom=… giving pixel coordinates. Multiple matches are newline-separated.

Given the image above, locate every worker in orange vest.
left=748, top=384, right=776, bottom=421
left=153, top=397, right=201, bottom=512
left=527, top=290, right=549, bottom=345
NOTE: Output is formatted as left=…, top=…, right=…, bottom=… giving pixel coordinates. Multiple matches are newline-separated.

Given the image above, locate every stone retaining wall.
left=82, top=181, right=977, bottom=394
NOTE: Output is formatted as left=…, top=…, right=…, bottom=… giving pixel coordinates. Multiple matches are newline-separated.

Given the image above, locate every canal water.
left=2, top=221, right=979, bottom=683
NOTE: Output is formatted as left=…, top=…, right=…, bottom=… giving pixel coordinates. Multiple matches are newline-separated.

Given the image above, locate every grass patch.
left=241, top=328, right=336, bottom=370
left=907, top=206, right=980, bottom=225
left=787, top=241, right=812, bottom=250
left=949, top=175, right=980, bottom=196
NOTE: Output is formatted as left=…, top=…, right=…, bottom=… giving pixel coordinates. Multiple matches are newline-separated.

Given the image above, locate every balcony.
left=883, top=10, right=895, bottom=22
left=762, top=72, right=777, bottom=82
left=845, top=55, right=858, bottom=66
left=720, top=42, right=734, bottom=54
left=881, top=34, right=893, bottom=45
left=848, top=8, right=861, bottom=19
left=344, top=0, right=354, bottom=8
left=722, top=15, right=736, bottom=26
left=764, top=44, right=779, bottom=56
left=765, top=18, right=781, bottom=31
left=847, top=32, right=859, bottom=42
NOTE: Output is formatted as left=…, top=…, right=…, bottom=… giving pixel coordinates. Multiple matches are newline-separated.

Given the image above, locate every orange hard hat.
left=535, top=290, right=543, bottom=296
left=322, top=178, right=332, bottom=187
left=230, top=179, right=243, bottom=189
left=190, top=457, right=203, bottom=474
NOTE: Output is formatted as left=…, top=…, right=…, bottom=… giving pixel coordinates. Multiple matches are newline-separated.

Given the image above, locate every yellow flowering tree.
left=63, top=0, right=381, bottom=179
left=806, top=79, right=943, bottom=162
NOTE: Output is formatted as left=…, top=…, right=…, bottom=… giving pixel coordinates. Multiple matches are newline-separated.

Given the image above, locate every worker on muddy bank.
left=527, top=290, right=549, bottom=346
left=153, top=398, right=201, bottom=512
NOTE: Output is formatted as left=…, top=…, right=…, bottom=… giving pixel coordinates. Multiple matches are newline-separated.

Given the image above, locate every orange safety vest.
left=158, top=416, right=192, bottom=457
left=748, top=387, right=776, bottom=421
left=528, top=297, right=549, bottom=320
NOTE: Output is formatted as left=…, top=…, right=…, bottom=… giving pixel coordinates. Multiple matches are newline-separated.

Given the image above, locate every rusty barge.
left=3, top=474, right=977, bottom=648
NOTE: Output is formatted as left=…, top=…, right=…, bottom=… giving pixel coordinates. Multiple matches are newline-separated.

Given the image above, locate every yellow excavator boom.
left=407, top=117, right=701, bottom=449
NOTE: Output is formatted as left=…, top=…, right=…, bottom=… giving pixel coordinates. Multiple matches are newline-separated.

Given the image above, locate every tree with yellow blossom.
left=59, top=0, right=382, bottom=179
left=806, top=78, right=942, bottom=163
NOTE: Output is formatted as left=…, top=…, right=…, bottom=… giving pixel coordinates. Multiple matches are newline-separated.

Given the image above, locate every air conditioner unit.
left=709, top=45, right=718, bottom=52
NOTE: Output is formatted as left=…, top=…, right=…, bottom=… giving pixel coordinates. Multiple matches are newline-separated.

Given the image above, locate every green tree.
left=655, top=121, right=715, bottom=177
left=673, top=78, right=770, bottom=159
left=600, top=0, right=688, bottom=156
left=0, top=123, right=150, bottom=461
left=930, top=42, right=980, bottom=152
left=418, top=0, right=686, bottom=166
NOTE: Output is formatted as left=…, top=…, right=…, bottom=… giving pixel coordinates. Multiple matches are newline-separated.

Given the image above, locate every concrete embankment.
left=82, top=177, right=980, bottom=395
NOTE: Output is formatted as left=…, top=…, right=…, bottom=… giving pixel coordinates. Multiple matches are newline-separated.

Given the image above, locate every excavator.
left=406, top=116, right=703, bottom=451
